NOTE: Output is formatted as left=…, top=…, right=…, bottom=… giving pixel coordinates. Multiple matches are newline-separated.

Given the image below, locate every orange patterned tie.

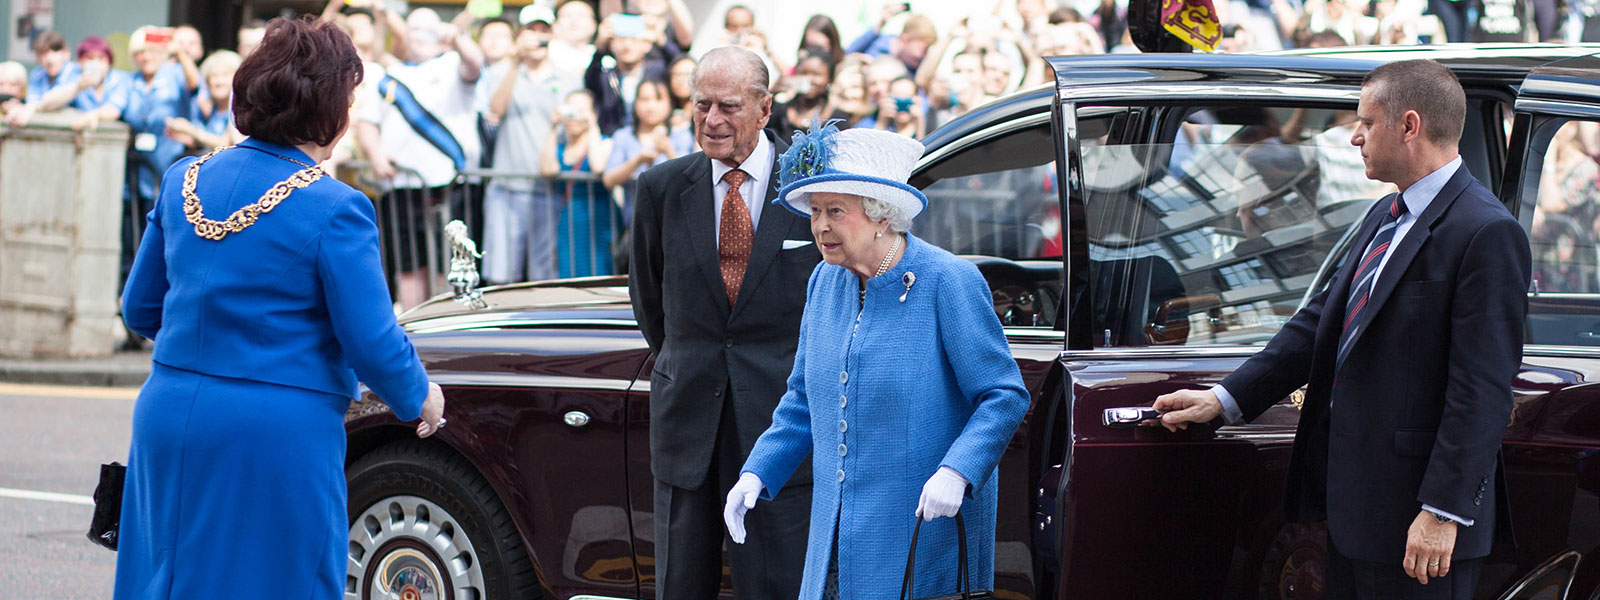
left=719, top=169, right=754, bottom=306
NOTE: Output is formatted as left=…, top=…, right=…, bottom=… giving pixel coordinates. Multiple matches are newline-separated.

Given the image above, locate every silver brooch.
left=900, top=271, right=916, bottom=302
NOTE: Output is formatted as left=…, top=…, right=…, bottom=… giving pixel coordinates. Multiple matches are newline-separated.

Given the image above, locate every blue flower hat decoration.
left=772, top=122, right=929, bottom=219
left=777, top=119, right=842, bottom=192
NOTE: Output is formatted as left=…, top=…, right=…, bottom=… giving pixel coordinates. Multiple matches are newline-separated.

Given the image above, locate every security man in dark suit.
left=1154, top=59, right=1530, bottom=599
left=629, top=46, right=819, bottom=598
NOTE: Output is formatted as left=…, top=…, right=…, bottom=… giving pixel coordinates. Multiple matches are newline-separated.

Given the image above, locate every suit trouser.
left=653, top=387, right=811, bottom=599
left=1326, top=534, right=1482, bottom=600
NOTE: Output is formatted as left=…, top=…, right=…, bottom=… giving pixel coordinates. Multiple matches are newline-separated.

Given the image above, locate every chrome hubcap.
left=348, top=495, right=485, bottom=600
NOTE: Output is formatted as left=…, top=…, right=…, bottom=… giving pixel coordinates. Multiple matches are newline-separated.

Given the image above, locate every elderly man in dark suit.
left=1155, top=59, right=1530, bottom=599
left=629, top=46, right=819, bottom=598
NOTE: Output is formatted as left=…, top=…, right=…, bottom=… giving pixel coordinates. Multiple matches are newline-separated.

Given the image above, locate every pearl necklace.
left=859, top=234, right=902, bottom=305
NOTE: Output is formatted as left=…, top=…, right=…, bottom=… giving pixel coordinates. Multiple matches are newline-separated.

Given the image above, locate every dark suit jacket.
left=630, top=131, right=821, bottom=489
left=1221, top=165, right=1530, bottom=563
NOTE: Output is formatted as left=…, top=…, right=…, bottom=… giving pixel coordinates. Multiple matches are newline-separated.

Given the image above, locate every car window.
left=1522, top=118, right=1600, bottom=346
left=1078, top=104, right=1396, bottom=347
left=913, top=118, right=1065, bottom=329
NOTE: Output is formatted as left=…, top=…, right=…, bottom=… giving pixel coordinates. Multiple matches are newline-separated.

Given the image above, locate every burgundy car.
left=343, top=45, right=1600, bottom=600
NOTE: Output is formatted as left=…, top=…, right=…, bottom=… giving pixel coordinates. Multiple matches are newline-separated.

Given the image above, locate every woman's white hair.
left=861, top=195, right=913, bottom=233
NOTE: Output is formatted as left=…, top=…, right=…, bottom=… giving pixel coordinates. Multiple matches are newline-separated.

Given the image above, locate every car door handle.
left=1102, top=407, right=1162, bottom=427
left=563, top=411, right=591, bottom=428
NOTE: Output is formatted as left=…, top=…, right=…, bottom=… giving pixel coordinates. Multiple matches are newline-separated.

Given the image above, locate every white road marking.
left=0, top=383, right=138, bottom=400
left=0, top=487, right=96, bottom=506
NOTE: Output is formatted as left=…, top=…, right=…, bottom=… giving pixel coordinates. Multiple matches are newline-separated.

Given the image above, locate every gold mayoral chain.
left=183, top=146, right=325, bottom=241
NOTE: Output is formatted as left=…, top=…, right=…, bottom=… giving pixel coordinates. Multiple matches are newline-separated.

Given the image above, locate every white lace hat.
left=772, top=125, right=928, bottom=219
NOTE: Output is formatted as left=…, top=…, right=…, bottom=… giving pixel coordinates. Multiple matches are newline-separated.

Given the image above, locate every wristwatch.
left=1432, top=512, right=1453, bottom=525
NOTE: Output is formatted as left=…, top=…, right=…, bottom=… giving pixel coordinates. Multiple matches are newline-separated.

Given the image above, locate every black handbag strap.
left=899, top=513, right=970, bottom=600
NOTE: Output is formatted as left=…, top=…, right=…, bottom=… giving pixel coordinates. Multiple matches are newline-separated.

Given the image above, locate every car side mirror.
left=1144, top=294, right=1222, bottom=345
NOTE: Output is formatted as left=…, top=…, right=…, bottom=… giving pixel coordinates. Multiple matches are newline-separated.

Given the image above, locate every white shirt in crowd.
left=359, top=51, right=482, bottom=189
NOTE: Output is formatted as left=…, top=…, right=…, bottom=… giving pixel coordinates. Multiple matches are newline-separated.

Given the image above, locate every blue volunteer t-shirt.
left=26, top=62, right=80, bottom=103
left=189, top=95, right=233, bottom=138
left=71, top=68, right=132, bottom=113
left=123, top=61, right=193, bottom=200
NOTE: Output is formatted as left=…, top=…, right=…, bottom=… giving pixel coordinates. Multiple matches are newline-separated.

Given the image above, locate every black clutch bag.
left=899, top=513, right=996, bottom=600
left=87, top=462, right=125, bottom=551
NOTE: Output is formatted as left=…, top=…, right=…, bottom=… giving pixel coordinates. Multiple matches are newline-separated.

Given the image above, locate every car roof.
left=927, top=44, right=1600, bottom=152
left=1044, top=43, right=1600, bottom=90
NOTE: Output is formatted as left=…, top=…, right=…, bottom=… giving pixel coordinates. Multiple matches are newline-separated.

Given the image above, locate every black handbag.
left=87, top=462, right=126, bottom=551
left=899, top=513, right=996, bottom=600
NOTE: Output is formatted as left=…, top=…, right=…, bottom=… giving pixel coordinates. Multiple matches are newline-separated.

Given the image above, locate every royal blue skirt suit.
left=115, top=138, right=430, bottom=599
left=742, top=233, right=1030, bottom=599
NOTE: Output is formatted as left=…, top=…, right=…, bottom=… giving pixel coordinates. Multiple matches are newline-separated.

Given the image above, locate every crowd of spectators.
left=0, top=0, right=1586, bottom=312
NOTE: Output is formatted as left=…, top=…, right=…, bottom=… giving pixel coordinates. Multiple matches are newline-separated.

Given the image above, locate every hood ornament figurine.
left=445, top=220, right=487, bottom=309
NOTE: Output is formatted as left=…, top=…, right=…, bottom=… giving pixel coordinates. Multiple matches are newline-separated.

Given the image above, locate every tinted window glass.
left=1523, top=119, right=1600, bottom=347
left=913, top=120, right=1064, bottom=329
left=1079, top=105, right=1394, bottom=347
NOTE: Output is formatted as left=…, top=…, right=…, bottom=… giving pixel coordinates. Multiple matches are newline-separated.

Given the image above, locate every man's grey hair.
left=862, top=195, right=913, bottom=233
left=691, top=46, right=771, bottom=100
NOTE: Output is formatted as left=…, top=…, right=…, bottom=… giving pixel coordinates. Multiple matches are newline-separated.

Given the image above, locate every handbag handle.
left=899, top=512, right=970, bottom=600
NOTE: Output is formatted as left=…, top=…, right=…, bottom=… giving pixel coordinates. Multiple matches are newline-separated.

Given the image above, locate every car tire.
left=347, top=441, right=542, bottom=600
left=1257, top=522, right=1327, bottom=600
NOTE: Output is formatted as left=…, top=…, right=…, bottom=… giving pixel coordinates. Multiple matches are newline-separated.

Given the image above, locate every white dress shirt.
left=1211, top=156, right=1471, bottom=525
left=710, top=134, right=775, bottom=250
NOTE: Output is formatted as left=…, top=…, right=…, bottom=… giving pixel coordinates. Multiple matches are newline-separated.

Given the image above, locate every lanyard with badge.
left=130, top=72, right=164, bottom=153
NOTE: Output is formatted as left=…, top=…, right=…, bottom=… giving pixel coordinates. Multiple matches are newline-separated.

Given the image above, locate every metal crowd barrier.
left=337, top=162, right=626, bottom=310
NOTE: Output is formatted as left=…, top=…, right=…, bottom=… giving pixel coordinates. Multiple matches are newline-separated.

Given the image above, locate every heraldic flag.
left=1162, top=0, right=1222, bottom=51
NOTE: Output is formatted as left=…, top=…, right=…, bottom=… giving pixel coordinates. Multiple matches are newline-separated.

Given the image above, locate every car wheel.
left=1258, top=523, right=1327, bottom=600
left=347, top=441, right=541, bottom=600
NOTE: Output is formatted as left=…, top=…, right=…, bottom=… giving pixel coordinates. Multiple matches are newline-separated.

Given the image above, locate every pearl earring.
left=875, top=231, right=883, bottom=239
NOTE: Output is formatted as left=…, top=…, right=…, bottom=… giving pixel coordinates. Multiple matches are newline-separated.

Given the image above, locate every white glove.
left=916, top=466, right=969, bottom=522
left=723, top=472, right=764, bottom=544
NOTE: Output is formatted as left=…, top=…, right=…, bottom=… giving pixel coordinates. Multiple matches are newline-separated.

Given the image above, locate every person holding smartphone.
left=844, top=5, right=938, bottom=73
left=872, top=76, right=925, bottom=139
left=542, top=89, right=616, bottom=278
left=119, top=26, right=200, bottom=343
left=166, top=50, right=244, bottom=154
left=353, top=6, right=485, bottom=308
left=479, top=4, right=581, bottom=284
left=768, top=46, right=836, bottom=141
left=585, top=13, right=666, bottom=136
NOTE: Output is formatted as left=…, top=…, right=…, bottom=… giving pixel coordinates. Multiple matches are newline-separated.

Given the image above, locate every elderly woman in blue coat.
left=723, top=125, right=1029, bottom=599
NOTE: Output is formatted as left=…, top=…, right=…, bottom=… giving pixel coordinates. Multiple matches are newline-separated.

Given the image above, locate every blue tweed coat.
left=742, top=233, right=1029, bottom=600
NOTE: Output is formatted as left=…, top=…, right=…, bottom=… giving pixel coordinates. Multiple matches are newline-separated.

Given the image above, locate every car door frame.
left=1044, top=53, right=1540, bottom=598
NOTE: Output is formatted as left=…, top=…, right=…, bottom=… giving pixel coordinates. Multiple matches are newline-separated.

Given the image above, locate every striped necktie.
left=1337, top=194, right=1407, bottom=370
